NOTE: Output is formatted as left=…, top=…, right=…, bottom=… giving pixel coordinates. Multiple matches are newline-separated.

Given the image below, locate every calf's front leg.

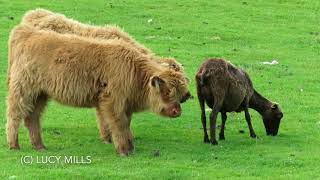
left=96, top=107, right=112, bottom=144
left=219, top=112, right=227, bottom=140
left=100, top=106, right=133, bottom=156
left=110, top=113, right=133, bottom=156
left=244, top=107, right=257, bottom=138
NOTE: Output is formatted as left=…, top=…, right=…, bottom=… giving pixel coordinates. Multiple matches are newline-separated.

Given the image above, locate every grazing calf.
left=7, top=25, right=191, bottom=155
left=195, top=58, right=283, bottom=145
left=21, top=8, right=183, bottom=72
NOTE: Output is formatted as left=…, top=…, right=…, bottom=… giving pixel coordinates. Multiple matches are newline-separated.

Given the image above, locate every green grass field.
left=1, top=0, right=320, bottom=179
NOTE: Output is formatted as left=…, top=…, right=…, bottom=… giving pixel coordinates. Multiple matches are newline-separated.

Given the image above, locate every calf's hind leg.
left=24, top=94, right=48, bottom=150
left=209, top=110, right=219, bottom=145
left=6, top=102, right=23, bottom=149
left=6, top=91, right=34, bottom=149
left=196, top=81, right=209, bottom=143
left=209, top=94, right=224, bottom=145
left=198, top=94, right=209, bottom=143
left=219, top=112, right=227, bottom=140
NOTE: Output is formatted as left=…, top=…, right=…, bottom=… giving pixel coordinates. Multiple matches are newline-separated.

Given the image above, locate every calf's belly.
left=222, top=96, right=244, bottom=112
left=42, top=79, right=100, bottom=108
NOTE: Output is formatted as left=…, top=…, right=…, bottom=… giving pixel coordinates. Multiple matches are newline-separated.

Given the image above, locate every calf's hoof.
left=250, top=134, right=258, bottom=139
left=117, top=145, right=134, bottom=156
left=33, top=144, right=47, bottom=151
left=239, top=130, right=245, bottom=134
left=9, top=145, right=20, bottom=150
left=128, top=139, right=134, bottom=153
left=203, top=136, right=210, bottom=143
left=211, top=140, right=218, bottom=145
left=116, top=141, right=134, bottom=156
left=219, top=134, right=225, bottom=140
left=103, top=139, right=112, bottom=144
left=101, top=134, right=112, bottom=144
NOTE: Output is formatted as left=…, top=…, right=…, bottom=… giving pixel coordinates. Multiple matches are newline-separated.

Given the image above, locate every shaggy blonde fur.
left=7, top=25, right=190, bottom=155
left=22, top=8, right=151, bottom=55
left=21, top=8, right=183, bottom=71
left=19, top=8, right=186, bottom=143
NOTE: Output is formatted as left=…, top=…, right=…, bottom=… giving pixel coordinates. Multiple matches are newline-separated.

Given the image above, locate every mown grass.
left=0, top=0, right=319, bottom=179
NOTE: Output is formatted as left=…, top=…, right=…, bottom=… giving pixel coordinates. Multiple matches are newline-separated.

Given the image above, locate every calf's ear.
left=185, top=77, right=190, bottom=84
left=271, top=103, right=278, bottom=110
left=151, top=76, right=165, bottom=92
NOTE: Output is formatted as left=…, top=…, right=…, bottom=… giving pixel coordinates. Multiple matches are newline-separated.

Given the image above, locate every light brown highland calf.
left=22, top=8, right=183, bottom=71
left=21, top=9, right=186, bottom=143
left=7, top=25, right=191, bottom=155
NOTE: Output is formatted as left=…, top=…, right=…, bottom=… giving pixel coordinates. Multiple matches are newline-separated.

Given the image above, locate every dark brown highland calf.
left=195, top=58, right=283, bottom=145
left=7, top=25, right=191, bottom=156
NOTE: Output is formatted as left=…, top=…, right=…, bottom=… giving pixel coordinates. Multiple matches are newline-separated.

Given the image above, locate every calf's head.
left=159, top=57, right=184, bottom=72
left=149, top=70, right=191, bottom=118
left=262, top=103, right=283, bottom=136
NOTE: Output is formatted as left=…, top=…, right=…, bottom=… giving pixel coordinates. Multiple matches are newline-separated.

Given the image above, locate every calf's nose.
left=172, top=108, right=180, bottom=116
left=170, top=104, right=181, bottom=117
